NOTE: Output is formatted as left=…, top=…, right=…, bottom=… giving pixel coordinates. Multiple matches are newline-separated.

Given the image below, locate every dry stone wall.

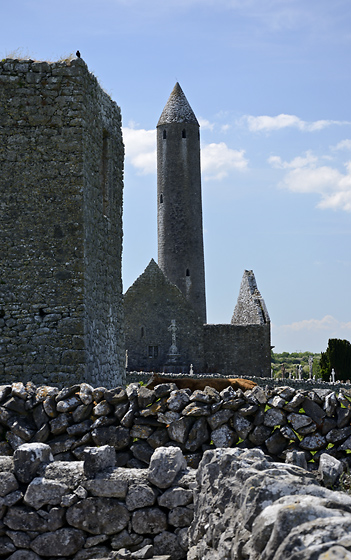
left=0, top=57, right=124, bottom=389
left=0, top=444, right=193, bottom=559
left=1, top=381, right=351, bottom=470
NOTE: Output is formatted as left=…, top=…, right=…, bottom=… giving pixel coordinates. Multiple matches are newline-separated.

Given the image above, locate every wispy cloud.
left=123, top=125, right=247, bottom=180
left=331, top=139, right=351, bottom=151
left=201, top=142, right=248, bottom=180
left=279, top=315, right=351, bottom=333
left=199, top=117, right=215, bottom=131
left=242, top=114, right=350, bottom=133
left=268, top=151, right=351, bottom=212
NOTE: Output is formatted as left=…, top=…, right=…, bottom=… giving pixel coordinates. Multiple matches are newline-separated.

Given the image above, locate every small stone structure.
left=0, top=57, right=125, bottom=388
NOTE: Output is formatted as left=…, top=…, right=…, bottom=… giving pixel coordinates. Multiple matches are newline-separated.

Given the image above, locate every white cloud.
left=268, top=151, right=351, bottom=212
left=243, top=114, right=350, bottom=133
left=331, top=139, right=351, bottom=151
left=122, top=126, right=156, bottom=175
left=198, top=117, right=215, bottom=131
left=268, top=151, right=318, bottom=169
left=123, top=126, right=248, bottom=181
left=201, top=142, right=248, bottom=180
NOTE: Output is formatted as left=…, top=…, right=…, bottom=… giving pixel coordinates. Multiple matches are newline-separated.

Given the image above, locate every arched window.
left=182, top=129, right=186, bottom=138
left=163, top=130, right=167, bottom=139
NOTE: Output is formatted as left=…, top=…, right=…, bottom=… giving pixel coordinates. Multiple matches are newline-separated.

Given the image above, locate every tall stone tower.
left=157, top=83, right=207, bottom=323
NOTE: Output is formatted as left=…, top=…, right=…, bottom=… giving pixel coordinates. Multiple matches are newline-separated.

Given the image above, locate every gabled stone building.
left=0, top=57, right=125, bottom=387
left=124, top=84, right=271, bottom=377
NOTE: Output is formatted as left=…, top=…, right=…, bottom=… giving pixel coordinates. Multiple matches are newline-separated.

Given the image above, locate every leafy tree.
left=320, top=339, right=351, bottom=381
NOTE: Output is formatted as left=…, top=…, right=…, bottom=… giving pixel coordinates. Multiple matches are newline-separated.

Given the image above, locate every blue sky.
left=2, top=0, right=351, bottom=353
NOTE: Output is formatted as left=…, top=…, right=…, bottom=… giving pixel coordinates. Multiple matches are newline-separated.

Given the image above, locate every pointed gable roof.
left=157, top=83, right=199, bottom=126
left=231, top=270, right=270, bottom=326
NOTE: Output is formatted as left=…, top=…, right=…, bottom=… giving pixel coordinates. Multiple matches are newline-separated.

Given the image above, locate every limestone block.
left=23, top=477, right=69, bottom=509
left=132, top=507, right=167, bottom=535
left=30, top=528, right=85, bottom=556
left=0, top=473, right=18, bottom=497
left=148, top=447, right=187, bottom=489
left=66, top=497, right=130, bottom=534
left=158, top=487, right=193, bottom=509
left=153, top=531, right=185, bottom=560
left=125, top=483, right=156, bottom=511
left=82, top=445, right=116, bottom=477
left=318, top=453, right=343, bottom=487
left=13, top=442, right=53, bottom=483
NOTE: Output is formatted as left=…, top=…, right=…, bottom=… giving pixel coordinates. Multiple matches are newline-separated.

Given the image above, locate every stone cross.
left=168, top=319, right=179, bottom=356
left=308, top=356, right=313, bottom=379
left=331, top=368, right=336, bottom=383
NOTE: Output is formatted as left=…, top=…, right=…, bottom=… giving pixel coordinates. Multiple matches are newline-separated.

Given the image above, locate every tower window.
left=160, top=194, right=163, bottom=203
left=182, top=129, right=186, bottom=138
left=148, top=345, right=158, bottom=358
left=186, top=269, right=190, bottom=276
left=163, top=130, right=167, bottom=139
left=141, top=327, right=144, bottom=338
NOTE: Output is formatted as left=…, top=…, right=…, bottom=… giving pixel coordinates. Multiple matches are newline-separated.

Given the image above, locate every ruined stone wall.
left=0, top=57, right=124, bottom=388
left=203, top=324, right=271, bottom=377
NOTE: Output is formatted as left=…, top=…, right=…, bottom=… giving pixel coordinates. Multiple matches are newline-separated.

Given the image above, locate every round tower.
left=157, top=83, right=207, bottom=323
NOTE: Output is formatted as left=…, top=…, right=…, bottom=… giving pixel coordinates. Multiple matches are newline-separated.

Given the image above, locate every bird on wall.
left=76, top=50, right=81, bottom=58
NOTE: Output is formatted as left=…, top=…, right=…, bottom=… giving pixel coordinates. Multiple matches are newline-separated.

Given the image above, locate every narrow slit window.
left=148, top=345, right=158, bottom=358
left=186, top=269, right=190, bottom=277
left=141, top=327, right=144, bottom=338
left=163, top=130, right=167, bottom=139
left=101, top=130, right=110, bottom=217
left=160, top=194, right=163, bottom=203
left=182, top=129, right=186, bottom=138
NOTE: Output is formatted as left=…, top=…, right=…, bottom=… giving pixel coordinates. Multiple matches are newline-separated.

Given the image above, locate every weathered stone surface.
left=30, top=528, right=85, bottom=556
left=158, top=487, right=193, bottom=509
left=263, top=408, right=286, bottom=427
left=0, top=472, right=18, bottom=497
left=132, top=508, right=167, bottom=535
left=232, top=413, right=253, bottom=439
left=82, top=445, right=116, bottom=477
left=43, top=461, right=85, bottom=489
left=13, top=443, right=53, bottom=483
left=207, top=409, right=233, bottom=431
left=84, top=468, right=147, bottom=498
left=211, top=424, right=237, bottom=448
left=167, top=417, right=193, bottom=445
left=126, top=483, right=156, bottom=511
left=66, top=497, right=130, bottom=534
left=148, top=447, right=187, bottom=489
left=6, top=551, right=40, bottom=560
left=91, top=426, right=130, bottom=449
left=300, top=433, right=327, bottom=451
left=318, top=453, right=343, bottom=487
left=153, top=531, right=185, bottom=560
left=23, top=477, right=68, bottom=509
left=185, top=418, right=209, bottom=452
left=168, top=507, right=193, bottom=527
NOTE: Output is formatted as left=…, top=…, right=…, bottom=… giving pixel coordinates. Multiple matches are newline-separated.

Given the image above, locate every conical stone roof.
left=157, top=82, right=199, bottom=126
